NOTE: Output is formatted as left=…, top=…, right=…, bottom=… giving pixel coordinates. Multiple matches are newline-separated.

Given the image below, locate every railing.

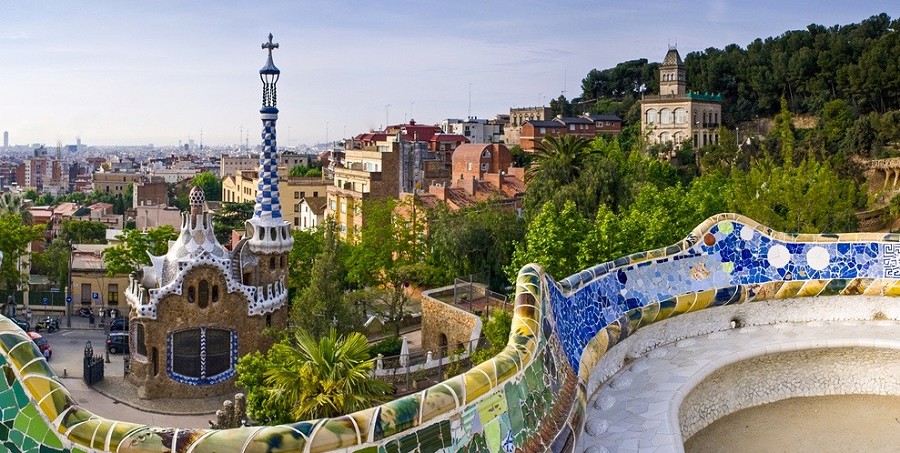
left=373, top=337, right=484, bottom=395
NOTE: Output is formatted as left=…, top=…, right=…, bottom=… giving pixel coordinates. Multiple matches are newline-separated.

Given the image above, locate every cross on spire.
left=262, top=33, right=279, bottom=56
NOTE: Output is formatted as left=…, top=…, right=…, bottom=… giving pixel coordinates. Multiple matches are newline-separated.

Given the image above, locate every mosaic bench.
left=0, top=213, right=898, bottom=452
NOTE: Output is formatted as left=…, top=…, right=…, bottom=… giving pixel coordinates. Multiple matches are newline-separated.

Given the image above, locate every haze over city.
left=2, top=0, right=898, bottom=147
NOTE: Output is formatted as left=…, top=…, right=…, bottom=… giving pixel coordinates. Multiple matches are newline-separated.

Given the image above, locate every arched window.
left=660, top=132, right=671, bottom=143
left=169, top=328, right=236, bottom=384
left=645, top=109, right=658, bottom=124
left=187, top=286, right=195, bottom=303
left=269, top=256, right=276, bottom=269
left=674, top=108, right=687, bottom=124
left=660, top=108, right=672, bottom=125
left=211, top=285, right=219, bottom=303
left=198, top=280, right=209, bottom=308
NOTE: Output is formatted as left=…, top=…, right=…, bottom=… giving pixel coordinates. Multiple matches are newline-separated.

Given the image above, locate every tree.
left=30, top=239, right=70, bottom=290
left=344, top=197, right=434, bottom=335
left=213, top=201, right=254, bottom=244
left=0, top=214, right=45, bottom=290
left=264, top=329, right=391, bottom=420
left=508, top=200, right=588, bottom=281
left=59, top=220, right=108, bottom=244
left=470, top=309, right=512, bottom=365
left=290, top=220, right=357, bottom=337
left=287, top=226, right=324, bottom=291
left=102, top=225, right=178, bottom=275
left=0, top=193, right=33, bottom=225
left=191, top=171, right=222, bottom=202
left=236, top=346, right=294, bottom=424
left=731, top=157, right=862, bottom=233
left=428, top=203, right=523, bottom=291
left=526, top=135, right=595, bottom=186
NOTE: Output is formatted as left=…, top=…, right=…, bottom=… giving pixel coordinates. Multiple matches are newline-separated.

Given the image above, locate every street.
left=31, top=318, right=214, bottom=428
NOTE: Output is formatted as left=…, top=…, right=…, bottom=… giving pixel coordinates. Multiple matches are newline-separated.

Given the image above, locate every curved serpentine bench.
left=0, top=213, right=898, bottom=452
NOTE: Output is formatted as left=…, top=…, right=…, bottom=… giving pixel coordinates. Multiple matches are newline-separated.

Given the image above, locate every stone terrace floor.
left=579, top=320, right=900, bottom=452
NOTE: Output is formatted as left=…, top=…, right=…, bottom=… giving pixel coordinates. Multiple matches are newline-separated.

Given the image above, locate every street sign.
left=42, top=297, right=49, bottom=306
left=66, top=296, right=72, bottom=304
left=92, top=292, right=99, bottom=301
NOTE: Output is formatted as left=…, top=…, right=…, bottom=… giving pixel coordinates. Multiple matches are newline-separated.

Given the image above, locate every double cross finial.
left=262, top=33, right=279, bottom=55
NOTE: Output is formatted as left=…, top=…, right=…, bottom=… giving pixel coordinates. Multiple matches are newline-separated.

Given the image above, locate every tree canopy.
left=102, top=225, right=178, bottom=275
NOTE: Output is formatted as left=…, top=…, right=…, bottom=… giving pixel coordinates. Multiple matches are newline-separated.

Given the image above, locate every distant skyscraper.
left=3, top=131, right=7, bottom=149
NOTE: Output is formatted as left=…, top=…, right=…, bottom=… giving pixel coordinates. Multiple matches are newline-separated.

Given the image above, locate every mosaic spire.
left=254, top=33, right=282, bottom=221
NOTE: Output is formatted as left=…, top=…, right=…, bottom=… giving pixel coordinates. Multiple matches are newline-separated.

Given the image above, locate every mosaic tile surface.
left=0, top=214, right=897, bottom=452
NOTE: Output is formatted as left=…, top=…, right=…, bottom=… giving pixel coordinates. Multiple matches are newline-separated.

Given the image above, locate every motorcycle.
left=77, top=308, right=93, bottom=318
left=34, top=316, right=60, bottom=333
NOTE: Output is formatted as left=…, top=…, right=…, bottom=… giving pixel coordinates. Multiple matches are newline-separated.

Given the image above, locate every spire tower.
left=245, top=33, right=293, bottom=254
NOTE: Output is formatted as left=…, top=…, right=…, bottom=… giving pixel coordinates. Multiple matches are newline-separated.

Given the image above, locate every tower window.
left=270, top=256, right=276, bottom=269
left=187, top=286, right=195, bottom=303
left=198, top=280, right=209, bottom=308
left=212, top=285, right=219, bottom=303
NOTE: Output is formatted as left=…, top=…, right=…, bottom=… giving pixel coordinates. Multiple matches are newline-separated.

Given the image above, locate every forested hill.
left=578, top=13, right=900, bottom=127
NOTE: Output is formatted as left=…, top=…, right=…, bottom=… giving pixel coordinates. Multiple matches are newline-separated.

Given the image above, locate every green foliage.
left=290, top=220, right=358, bottom=337
left=288, top=165, right=323, bottom=177
left=287, top=226, right=324, bottom=291
left=549, top=95, right=575, bottom=117
left=0, top=214, right=45, bottom=289
left=59, top=220, right=108, bottom=244
left=102, top=225, right=178, bottom=275
left=509, top=200, right=589, bottom=281
left=471, top=309, right=512, bottom=365
left=730, top=157, right=862, bottom=233
left=428, top=203, right=523, bottom=291
left=0, top=193, right=33, bottom=224
left=264, top=329, right=391, bottom=420
left=236, top=347, right=294, bottom=424
left=30, top=239, right=70, bottom=290
left=191, top=171, right=222, bottom=201
left=213, top=201, right=254, bottom=245
left=369, top=336, right=403, bottom=357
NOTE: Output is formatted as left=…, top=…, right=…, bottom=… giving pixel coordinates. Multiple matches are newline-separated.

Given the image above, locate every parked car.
left=109, top=318, right=128, bottom=332
left=106, top=332, right=129, bottom=354
left=27, top=332, right=51, bottom=360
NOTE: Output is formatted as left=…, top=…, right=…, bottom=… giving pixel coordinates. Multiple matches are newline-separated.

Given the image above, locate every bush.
left=369, top=336, right=403, bottom=357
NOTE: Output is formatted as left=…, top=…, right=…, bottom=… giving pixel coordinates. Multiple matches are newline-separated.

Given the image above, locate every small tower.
left=242, top=33, right=293, bottom=289
left=659, top=47, right=685, bottom=96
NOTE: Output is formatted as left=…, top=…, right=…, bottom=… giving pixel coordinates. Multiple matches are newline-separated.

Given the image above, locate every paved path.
left=579, top=321, right=900, bottom=452
left=60, top=376, right=215, bottom=428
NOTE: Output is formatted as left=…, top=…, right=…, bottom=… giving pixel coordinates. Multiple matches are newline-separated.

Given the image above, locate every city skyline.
left=1, top=1, right=898, bottom=147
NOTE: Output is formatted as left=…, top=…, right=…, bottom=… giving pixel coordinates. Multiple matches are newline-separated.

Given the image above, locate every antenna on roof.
left=468, top=82, right=472, bottom=119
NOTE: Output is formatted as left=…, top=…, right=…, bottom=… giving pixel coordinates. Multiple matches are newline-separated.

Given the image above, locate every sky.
left=1, top=1, right=898, bottom=148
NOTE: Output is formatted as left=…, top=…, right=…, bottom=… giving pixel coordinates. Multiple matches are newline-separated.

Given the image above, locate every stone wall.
left=420, top=286, right=481, bottom=356
left=679, top=347, right=900, bottom=440
left=127, top=264, right=286, bottom=399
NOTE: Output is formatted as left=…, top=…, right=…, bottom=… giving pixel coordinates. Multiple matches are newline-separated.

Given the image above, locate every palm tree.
left=526, top=134, right=595, bottom=185
left=264, top=329, right=392, bottom=420
left=0, top=192, right=32, bottom=224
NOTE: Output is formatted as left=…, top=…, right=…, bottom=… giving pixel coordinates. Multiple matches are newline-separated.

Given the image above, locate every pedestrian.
left=42, top=348, right=50, bottom=361
left=25, top=308, right=32, bottom=325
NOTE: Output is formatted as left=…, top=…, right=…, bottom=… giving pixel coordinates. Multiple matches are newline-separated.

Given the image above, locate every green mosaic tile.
left=382, top=439, right=400, bottom=453
left=415, top=423, right=443, bottom=453
left=12, top=381, right=28, bottom=408
left=397, top=431, right=418, bottom=453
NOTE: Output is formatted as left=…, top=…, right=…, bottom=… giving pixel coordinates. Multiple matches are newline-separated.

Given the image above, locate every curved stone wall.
left=0, top=213, right=899, bottom=452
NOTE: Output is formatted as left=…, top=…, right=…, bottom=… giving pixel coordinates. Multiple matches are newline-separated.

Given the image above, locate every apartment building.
left=221, top=171, right=327, bottom=230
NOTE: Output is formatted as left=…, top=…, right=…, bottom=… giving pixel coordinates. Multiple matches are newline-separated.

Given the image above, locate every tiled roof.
left=662, top=47, right=683, bottom=66
left=557, top=116, right=593, bottom=125
left=588, top=114, right=622, bottom=122
left=525, top=120, right=564, bottom=128
left=301, top=196, right=327, bottom=214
